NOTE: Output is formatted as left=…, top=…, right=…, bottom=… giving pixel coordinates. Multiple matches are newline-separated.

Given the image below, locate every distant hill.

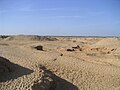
left=0, top=35, right=57, bottom=41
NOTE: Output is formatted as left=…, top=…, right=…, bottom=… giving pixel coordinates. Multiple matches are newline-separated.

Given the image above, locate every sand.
left=0, top=35, right=120, bottom=90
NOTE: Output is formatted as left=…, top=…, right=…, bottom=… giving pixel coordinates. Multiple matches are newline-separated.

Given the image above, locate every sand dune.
left=0, top=36, right=120, bottom=90
left=93, top=38, right=120, bottom=48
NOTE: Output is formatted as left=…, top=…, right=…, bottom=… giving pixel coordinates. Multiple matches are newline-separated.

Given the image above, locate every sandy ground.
left=0, top=36, right=120, bottom=90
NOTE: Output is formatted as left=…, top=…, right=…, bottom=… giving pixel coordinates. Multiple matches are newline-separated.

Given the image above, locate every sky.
left=0, top=0, right=120, bottom=36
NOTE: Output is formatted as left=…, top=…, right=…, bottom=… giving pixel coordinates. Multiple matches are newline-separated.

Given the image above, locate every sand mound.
left=79, top=45, right=116, bottom=54
left=91, top=38, right=120, bottom=55
left=0, top=56, right=12, bottom=73
left=0, top=35, right=9, bottom=40
left=0, top=35, right=9, bottom=39
left=32, top=65, right=55, bottom=90
left=93, top=38, right=120, bottom=48
left=4, top=35, right=57, bottom=41
left=0, top=56, right=34, bottom=82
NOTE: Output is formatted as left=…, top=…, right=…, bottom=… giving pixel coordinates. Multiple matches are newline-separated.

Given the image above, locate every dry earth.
left=0, top=35, right=120, bottom=90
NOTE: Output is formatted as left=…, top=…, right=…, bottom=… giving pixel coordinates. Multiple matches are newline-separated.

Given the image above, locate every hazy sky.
left=0, top=0, right=120, bottom=36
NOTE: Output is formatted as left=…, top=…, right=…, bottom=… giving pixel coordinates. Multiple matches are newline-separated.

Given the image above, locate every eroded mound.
left=4, top=35, right=57, bottom=41
left=0, top=35, right=9, bottom=41
left=32, top=65, right=55, bottom=90
left=93, top=38, right=120, bottom=47
left=0, top=56, right=33, bottom=82
left=0, top=56, right=12, bottom=73
left=32, top=65, right=78, bottom=90
left=0, top=35, right=9, bottom=39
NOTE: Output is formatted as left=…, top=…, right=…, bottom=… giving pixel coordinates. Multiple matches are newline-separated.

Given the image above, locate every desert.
left=0, top=35, right=120, bottom=90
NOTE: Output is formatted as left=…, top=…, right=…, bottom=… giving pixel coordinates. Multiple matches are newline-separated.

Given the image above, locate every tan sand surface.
left=0, top=35, right=120, bottom=90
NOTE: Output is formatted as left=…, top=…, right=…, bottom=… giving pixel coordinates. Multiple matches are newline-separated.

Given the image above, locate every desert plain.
left=0, top=35, right=120, bottom=90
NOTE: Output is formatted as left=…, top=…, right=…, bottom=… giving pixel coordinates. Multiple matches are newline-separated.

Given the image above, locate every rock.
left=79, top=48, right=83, bottom=51
left=90, top=48, right=99, bottom=51
left=73, top=40, right=76, bottom=42
left=35, top=45, right=43, bottom=51
left=72, top=45, right=80, bottom=49
left=60, top=53, right=63, bottom=56
left=66, top=49, right=75, bottom=51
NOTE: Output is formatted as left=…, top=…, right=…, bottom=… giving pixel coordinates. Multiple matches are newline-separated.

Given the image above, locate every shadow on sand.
left=32, top=65, right=78, bottom=90
left=0, top=56, right=33, bottom=82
